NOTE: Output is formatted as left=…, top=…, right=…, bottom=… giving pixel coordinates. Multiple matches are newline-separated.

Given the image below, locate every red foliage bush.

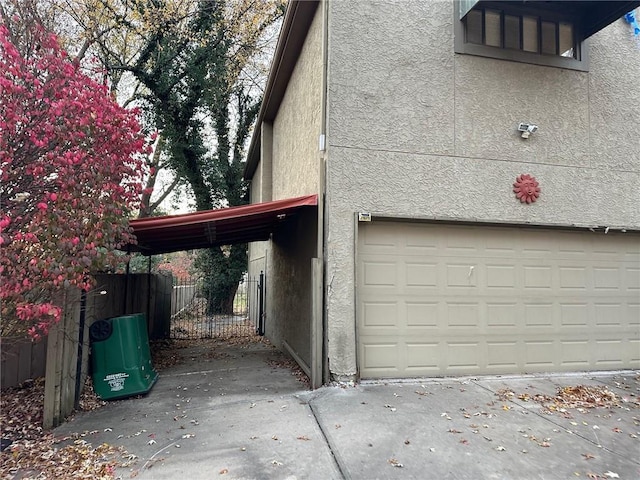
left=0, top=22, right=149, bottom=339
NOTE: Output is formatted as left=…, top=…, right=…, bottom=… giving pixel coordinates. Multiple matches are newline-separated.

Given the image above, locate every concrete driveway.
left=55, top=341, right=640, bottom=479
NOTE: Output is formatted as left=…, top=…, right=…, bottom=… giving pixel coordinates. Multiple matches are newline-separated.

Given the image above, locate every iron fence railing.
left=170, top=273, right=264, bottom=339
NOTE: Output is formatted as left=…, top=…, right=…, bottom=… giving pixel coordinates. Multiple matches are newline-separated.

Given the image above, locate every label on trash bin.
left=104, top=372, right=129, bottom=392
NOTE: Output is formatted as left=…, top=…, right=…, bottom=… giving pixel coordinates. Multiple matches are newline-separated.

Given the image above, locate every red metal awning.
left=128, top=195, right=318, bottom=255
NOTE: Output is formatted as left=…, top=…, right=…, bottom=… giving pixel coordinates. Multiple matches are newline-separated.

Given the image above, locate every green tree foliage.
left=5, top=0, right=284, bottom=314
left=90, top=0, right=283, bottom=313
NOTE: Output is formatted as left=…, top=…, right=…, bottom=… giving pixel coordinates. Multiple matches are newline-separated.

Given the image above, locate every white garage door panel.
left=357, top=222, right=640, bottom=378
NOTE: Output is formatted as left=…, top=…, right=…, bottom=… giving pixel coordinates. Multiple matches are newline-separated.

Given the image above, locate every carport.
left=127, top=194, right=323, bottom=388
left=129, top=195, right=318, bottom=255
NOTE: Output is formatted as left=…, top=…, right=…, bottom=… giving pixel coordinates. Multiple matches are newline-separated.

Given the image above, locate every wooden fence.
left=44, top=288, right=84, bottom=429
left=171, top=283, right=198, bottom=316
left=1, top=273, right=173, bottom=429
left=0, top=337, right=48, bottom=389
left=90, top=273, right=172, bottom=340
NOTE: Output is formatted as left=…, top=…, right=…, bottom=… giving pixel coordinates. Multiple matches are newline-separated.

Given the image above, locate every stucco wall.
left=248, top=167, right=267, bottom=280
left=248, top=175, right=265, bottom=284
left=264, top=211, right=318, bottom=367
left=248, top=5, right=324, bottom=368
left=271, top=3, right=323, bottom=200
left=324, top=0, right=640, bottom=378
left=250, top=161, right=263, bottom=204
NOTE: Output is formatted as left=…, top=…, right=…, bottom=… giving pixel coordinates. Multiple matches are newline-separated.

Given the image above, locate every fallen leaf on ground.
left=498, top=385, right=623, bottom=413
left=496, top=389, right=515, bottom=401
left=265, top=354, right=310, bottom=387
left=0, top=377, right=130, bottom=479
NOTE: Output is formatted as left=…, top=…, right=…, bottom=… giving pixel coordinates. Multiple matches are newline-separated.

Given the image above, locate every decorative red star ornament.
left=513, top=174, right=540, bottom=204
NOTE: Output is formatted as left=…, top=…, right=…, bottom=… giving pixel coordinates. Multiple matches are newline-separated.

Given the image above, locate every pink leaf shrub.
left=0, top=22, right=149, bottom=339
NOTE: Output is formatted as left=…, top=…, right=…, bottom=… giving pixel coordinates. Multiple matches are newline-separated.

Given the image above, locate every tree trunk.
left=200, top=245, right=246, bottom=315
left=206, top=280, right=238, bottom=315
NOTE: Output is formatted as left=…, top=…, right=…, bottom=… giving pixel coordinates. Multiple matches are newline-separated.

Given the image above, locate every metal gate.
left=170, top=272, right=264, bottom=339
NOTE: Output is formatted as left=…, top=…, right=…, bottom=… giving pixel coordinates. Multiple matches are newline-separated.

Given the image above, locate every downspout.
left=320, top=0, right=329, bottom=143
left=319, top=0, right=330, bottom=384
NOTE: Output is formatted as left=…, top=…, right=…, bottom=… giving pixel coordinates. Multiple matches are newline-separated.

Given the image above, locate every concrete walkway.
left=55, top=341, right=640, bottom=480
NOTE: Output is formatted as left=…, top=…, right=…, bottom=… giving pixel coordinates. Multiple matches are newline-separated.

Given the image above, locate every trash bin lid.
left=89, top=319, right=112, bottom=342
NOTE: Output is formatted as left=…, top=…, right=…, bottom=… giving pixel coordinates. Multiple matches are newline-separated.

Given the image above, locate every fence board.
left=1, top=342, right=19, bottom=388
left=172, top=284, right=198, bottom=316
left=89, top=273, right=172, bottom=340
left=43, top=288, right=81, bottom=429
left=3, top=273, right=172, bottom=427
left=17, top=342, right=32, bottom=384
left=31, top=341, right=47, bottom=379
left=0, top=338, right=47, bottom=389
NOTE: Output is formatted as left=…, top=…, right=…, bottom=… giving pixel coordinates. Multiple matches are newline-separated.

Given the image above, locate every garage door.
left=357, top=221, right=640, bottom=378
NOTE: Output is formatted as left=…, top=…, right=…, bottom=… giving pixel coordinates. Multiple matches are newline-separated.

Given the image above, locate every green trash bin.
left=89, top=313, right=158, bottom=400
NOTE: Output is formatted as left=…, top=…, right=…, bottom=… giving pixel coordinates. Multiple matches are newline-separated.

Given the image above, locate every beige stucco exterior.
left=271, top=7, right=324, bottom=200
left=248, top=3, right=324, bottom=369
left=324, top=0, right=640, bottom=379
left=248, top=0, right=640, bottom=381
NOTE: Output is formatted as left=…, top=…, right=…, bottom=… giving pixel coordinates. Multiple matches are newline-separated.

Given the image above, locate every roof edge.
left=243, top=0, right=320, bottom=181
